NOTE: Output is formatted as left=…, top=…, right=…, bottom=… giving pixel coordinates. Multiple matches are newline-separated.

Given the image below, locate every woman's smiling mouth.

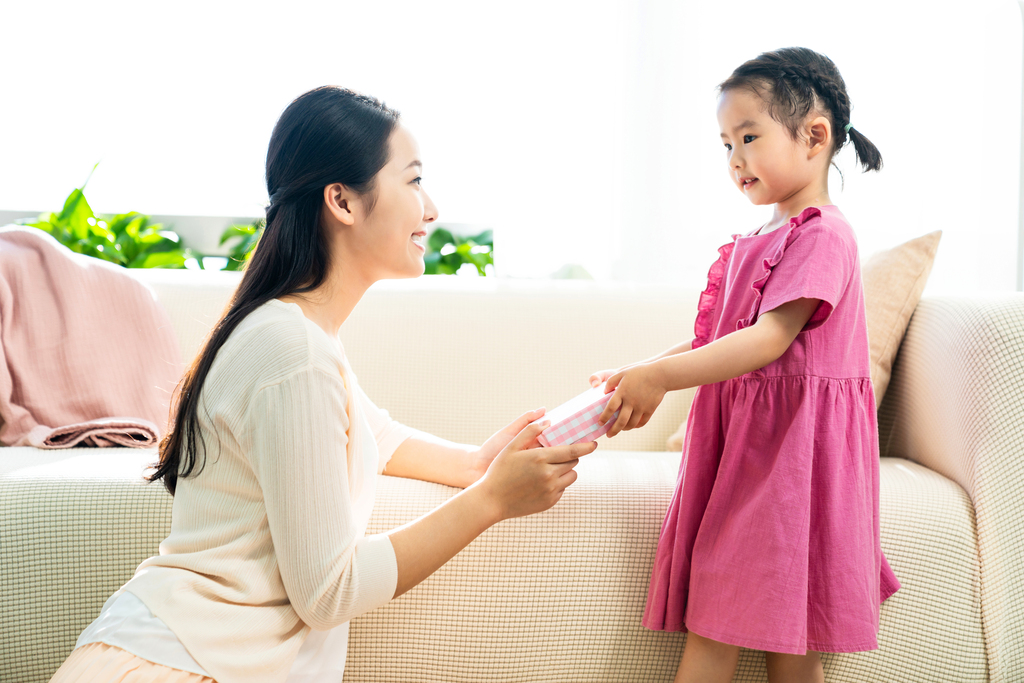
left=740, top=177, right=758, bottom=189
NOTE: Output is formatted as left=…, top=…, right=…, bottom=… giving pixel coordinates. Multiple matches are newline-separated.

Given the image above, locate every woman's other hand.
left=466, top=408, right=546, bottom=485
left=598, top=364, right=666, bottom=438
left=474, top=420, right=596, bottom=521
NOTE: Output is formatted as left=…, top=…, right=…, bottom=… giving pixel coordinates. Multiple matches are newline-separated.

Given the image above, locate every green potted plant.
left=17, top=175, right=193, bottom=269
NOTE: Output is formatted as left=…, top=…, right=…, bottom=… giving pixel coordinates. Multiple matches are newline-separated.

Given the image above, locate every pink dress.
left=642, top=206, right=900, bottom=654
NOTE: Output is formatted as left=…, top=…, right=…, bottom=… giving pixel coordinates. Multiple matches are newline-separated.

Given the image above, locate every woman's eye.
left=743, top=135, right=756, bottom=143
left=412, top=176, right=423, bottom=186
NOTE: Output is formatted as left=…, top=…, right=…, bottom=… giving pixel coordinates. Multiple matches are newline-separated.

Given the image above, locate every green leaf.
left=90, top=243, right=126, bottom=266
left=57, top=189, right=96, bottom=241
left=131, top=250, right=188, bottom=269
left=219, top=224, right=255, bottom=245
left=115, top=230, right=139, bottom=262
left=427, top=227, right=455, bottom=252
left=468, top=229, right=493, bottom=246
left=104, top=212, right=137, bottom=236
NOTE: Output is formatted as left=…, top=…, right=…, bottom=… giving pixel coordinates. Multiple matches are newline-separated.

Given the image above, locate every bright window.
left=1, top=0, right=1020, bottom=292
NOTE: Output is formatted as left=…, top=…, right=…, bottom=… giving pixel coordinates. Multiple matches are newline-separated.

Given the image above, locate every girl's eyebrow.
left=405, top=160, right=422, bottom=170
left=720, top=120, right=758, bottom=138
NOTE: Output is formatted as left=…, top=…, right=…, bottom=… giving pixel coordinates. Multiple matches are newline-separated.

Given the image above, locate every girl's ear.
left=806, top=116, right=832, bottom=160
left=323, top=183, right=360, bottom=227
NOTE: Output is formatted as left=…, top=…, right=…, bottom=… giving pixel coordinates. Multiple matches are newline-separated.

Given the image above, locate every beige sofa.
left=2, top=270, right=1022, bottom=682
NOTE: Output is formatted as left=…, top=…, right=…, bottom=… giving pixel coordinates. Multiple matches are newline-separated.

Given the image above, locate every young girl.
left=590, top=47, right=900, bottom=683
left=48, top=87, right=592, bottom=683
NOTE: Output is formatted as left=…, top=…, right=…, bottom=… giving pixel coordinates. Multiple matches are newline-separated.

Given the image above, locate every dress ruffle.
left=736, top=206, right=823, bottom=332
left=692, top=237, right=739, bottom=349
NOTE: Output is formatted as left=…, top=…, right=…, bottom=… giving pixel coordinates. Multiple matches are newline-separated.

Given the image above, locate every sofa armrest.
left=878, top=293, right=1024, bottom=682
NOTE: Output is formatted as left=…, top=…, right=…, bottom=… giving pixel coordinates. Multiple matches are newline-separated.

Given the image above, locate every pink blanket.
left=0, top=227, right=183, bottom=448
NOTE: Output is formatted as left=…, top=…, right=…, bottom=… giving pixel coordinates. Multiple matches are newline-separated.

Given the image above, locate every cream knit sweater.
left=123, top=299, right=413, bottom=683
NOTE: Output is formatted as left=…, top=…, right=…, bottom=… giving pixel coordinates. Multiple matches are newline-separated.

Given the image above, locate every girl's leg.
left=764, top=650, right=824, bottom=683
left=673, top=631, right=740, bottom=683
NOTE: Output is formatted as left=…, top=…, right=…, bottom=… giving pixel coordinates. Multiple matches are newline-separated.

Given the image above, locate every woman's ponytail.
left=846, top=126, right=883, bottom=172
left=149, top=87, right=399, bottom=495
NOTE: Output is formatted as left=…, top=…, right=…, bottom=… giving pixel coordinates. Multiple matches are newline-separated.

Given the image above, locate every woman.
left=50, top=87, right=594, bottom=683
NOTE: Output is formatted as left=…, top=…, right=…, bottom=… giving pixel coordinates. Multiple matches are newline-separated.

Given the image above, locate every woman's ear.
left=806, top=116, right=832, bottom=160
left=323, top=183, right=359, bottom=226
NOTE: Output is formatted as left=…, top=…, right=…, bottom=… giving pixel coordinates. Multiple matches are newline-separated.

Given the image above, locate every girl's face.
left=351, top=125, right=438, bottom=280
left=716, top=88, right=819, bottom=207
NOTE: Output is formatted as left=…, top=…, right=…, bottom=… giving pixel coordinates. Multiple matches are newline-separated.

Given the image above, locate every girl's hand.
left=589, top=368, right=617, bottom=388
left=466, top=408, right=546, bottom=485
left=598, top=364, right=667, bottom=438
left=474, top=420, right=597, bottom=521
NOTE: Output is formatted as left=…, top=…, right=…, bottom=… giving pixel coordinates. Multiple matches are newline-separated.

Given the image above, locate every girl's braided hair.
left=719, top=47, right=882, bottom=173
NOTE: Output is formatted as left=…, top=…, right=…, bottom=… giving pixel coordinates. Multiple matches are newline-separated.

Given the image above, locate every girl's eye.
left=412, top=177, right=422, bottom=186
left=743, top=135, right=756, bottom=143
left=724, top=143, right=733, bottom=151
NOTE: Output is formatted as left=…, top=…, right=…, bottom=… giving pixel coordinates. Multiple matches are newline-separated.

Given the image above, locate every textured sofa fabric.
left=2, top=270, right=1020, bottom=682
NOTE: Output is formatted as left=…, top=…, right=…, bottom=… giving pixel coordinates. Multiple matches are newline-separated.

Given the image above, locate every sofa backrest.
left=127, top=270, right=700, bottom=452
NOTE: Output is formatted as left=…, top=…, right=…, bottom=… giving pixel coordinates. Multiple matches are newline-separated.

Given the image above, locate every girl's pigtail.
left=847, top=126, right=883, bottom=172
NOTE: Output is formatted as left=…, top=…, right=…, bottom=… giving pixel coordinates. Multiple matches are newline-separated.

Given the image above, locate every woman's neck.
left=278, top=268, right=370, bottom=339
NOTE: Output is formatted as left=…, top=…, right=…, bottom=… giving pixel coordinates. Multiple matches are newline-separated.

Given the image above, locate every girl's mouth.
left=741, top=178, right=758, bottom=190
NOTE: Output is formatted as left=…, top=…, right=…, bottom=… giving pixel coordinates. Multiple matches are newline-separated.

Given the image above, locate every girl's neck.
left=762, top=185, right=832, bottom=235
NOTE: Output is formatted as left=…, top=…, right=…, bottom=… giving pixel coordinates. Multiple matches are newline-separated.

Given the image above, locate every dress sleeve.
left=241, top=366, right=398, bottom=630
left=354, top=382, right=416, bottom=474
left=756, top=222, right=856, bottom=332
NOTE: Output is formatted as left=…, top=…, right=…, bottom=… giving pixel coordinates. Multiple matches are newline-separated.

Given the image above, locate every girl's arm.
left=657, top=297, right=819, bottom=389
left=600, top=297, right=821, bottom=436
left=589, top=339, right=694, bottom=387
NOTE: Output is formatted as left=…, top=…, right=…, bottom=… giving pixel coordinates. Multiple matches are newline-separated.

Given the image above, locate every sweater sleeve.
left=353, top=382, right=416, bottom=474
left=241, top=366, right=398, bottom=630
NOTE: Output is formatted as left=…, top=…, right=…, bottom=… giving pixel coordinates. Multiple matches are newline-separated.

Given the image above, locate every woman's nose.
left=423, top=190, right=439, bottom=223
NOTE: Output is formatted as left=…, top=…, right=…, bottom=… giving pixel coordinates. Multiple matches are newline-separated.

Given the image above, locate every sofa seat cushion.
left=0, top=448, right=171, bottom=683
left=349, top=455, right=986, bottom=683
left=1, top=450, right=985, bottom=683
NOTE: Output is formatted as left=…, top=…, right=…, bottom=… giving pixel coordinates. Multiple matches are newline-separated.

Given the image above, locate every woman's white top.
left=77, top=591, right=351, bottom=680
left=77, top=299, right=416, bottom=683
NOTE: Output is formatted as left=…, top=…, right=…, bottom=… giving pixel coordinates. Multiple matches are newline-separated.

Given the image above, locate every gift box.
left=535, top=383, right=621, bottom=448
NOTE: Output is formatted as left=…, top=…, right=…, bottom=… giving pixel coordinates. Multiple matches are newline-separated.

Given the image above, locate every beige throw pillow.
left=666, top=230, right=942, bottom=451
left=862, top=230, right=942, bottom=407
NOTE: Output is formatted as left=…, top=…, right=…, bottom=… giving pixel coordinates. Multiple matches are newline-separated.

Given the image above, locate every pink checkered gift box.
left=535, top=383, right=621, bottom=448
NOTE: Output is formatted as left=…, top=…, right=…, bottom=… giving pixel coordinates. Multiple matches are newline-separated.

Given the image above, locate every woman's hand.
left=465, top=408, right=547, bottom=485
left=598, top=363, right=667, bottom=438
left=474, top=420, right=596, bottom=521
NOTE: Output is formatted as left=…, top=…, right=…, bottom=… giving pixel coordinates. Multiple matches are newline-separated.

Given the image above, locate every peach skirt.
left=49, top=643, right=215, bottom=683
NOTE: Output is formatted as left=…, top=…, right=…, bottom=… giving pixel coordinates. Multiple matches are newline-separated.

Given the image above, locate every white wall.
left=1, top=0, right=1020, bottom=292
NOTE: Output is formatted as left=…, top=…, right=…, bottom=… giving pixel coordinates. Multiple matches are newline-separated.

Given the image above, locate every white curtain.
left=1, top=0, right=1020, bottom=292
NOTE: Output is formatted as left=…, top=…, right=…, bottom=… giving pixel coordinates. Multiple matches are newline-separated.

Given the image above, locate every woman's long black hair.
left=149, top=87, right=400, bottom=494
left=719, top=47, right=883, bottom=173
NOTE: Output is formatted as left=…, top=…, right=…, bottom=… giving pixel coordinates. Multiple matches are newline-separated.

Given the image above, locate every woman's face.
left=352, top=125, right=438, bottom=280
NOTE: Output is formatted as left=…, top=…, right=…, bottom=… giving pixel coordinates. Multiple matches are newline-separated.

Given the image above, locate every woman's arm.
left=384, top=433, right=476, bottom=488
left=387, top=422, right=594, bottom=598
left=383, top=408, right=548, bottom=489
